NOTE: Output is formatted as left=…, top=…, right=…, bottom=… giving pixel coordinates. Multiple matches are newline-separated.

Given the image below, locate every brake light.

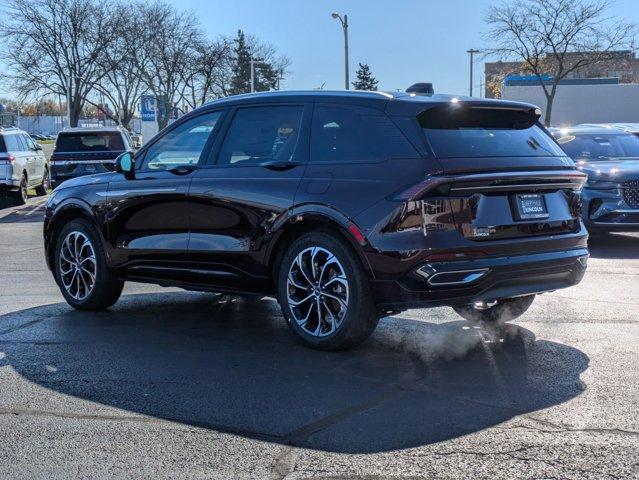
left=8, top=155, right=15, bottom=164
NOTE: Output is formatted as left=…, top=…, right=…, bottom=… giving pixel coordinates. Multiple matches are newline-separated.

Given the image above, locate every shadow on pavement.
left=0, top=292, right=589, bottom=453
left=588, top=232, right=639, bottom=259
left=0, top=197, right=46, bottom=223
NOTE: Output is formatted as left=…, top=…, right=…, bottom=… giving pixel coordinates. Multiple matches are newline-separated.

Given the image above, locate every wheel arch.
left=45, top=199, right=105, bottom=271
left=266, top=207, right=374, bottom=284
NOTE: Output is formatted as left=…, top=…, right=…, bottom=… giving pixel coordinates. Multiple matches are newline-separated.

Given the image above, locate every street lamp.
left=466, top=49, right=482, bottom=97
left=331, top=12, right=349, bottom=90
left=250, top=58, right=268, bottom=93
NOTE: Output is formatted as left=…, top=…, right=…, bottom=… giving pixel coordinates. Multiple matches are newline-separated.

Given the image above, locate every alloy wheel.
left=59, top=231, right=97, bottom=301
left=286, top=246, right=349, bottom=337
left=43, top=170, right=51, bottom=191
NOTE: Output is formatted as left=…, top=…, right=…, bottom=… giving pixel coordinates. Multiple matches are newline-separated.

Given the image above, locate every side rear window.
left=419, top=105, right=565, bottom=158
left=4, top=134, right=22, bottom=152
left=218, top=106, right=304, bottom=166
left=310, top=104, right=417, bottom=163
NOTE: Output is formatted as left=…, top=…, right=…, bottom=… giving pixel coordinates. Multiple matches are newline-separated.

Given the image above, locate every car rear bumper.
left=370, top=247, right=589, bottom=310
left=0, top=179, right=20, bottom=193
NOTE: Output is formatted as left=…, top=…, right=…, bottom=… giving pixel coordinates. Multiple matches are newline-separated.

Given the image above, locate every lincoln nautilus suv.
left=43, top=90, right=589, bottom=350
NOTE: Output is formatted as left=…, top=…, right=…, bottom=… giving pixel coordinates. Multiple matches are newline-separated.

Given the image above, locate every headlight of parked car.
left=585, top=179, right=620, bottom=189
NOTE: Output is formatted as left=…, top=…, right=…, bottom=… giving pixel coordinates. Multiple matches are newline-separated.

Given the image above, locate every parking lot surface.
left=0, top=196, right=638, bottom=479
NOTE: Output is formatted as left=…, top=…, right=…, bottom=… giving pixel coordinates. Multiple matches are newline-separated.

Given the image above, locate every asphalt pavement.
left=0, top=195, right=637, bottom=479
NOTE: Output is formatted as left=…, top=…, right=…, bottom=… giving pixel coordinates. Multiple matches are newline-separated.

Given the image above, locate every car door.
left=4, top=134, right=28, bottom=185
left=105, top=110, right=225, bottom=277
left=23, top=134, right=44, bottom=184
left=188, top=104, right=310, bottom=290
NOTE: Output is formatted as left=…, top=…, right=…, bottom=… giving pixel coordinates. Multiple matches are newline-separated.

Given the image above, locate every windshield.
left=555, top=132, right=639, bottom=160
left=419, top=106, right=565, bottom=158
left=55, top=132, right=125, bottom=152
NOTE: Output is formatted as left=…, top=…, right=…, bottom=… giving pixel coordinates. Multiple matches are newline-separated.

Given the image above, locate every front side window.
left=310, top=105, right=417, bottom=162
left=218, top=106, right=303, bottom=166
left=419, top=105, right=565, bottom=158
left=556, top=133, right=639, bottom=160
left=140, top=111, right=223, bottom=170
left=55, top=132, right=125, bottom=152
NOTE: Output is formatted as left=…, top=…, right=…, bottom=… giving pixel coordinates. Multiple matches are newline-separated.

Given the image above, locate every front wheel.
left=54, top=219, right=124, bottom=311
left=35, top=168, right=50, bottom=196
left=277, top=232, right=379, bottom=351
left=453, top=295, right=535, bottom=324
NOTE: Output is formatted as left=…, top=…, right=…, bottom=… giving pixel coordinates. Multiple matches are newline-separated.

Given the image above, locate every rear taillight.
left=8, top=155, right=15, bottom=164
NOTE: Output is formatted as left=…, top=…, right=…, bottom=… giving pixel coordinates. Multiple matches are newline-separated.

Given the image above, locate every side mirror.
left=35, top=143, right=43, bottom=151
left=115, top=152, right=135, bottom=179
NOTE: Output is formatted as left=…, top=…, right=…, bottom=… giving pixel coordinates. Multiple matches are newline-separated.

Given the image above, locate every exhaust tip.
left=417, top=266, right=490, bottom=286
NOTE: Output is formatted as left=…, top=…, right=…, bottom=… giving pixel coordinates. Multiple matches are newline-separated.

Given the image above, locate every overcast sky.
left=173, top=0, right=639, bottom=95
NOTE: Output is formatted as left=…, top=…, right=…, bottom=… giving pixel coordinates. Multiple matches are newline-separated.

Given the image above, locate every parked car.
left=578, top=123, right=639, bottom=137
left=43, top=91, right=588, bottom=350
left=0, top=127, right=50, bottom=205
left=49, top=126, right=132, bottom=189
left=551, top=126, right=639, bottom=232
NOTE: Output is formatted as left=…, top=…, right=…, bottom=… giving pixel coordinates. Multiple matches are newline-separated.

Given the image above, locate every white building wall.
left=502, top=83, right=639, bottom=127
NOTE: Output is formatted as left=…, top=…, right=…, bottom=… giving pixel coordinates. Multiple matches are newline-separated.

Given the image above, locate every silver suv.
left=0, top=127, right=49, bottom=205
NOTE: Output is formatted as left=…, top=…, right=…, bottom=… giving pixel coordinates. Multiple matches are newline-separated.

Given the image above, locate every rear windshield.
left=419, top=106, right=565, bottom=158
left=555, top=132, right=639, bottom=160
left=55, top=132, right=125, bottom=152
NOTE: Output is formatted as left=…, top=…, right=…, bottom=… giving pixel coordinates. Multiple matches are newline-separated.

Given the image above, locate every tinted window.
left=56, top=132, right=125, bottom=152
left=141, top=111, right=222, bottom=170
left=419, top=106, right=564, bottom=158
left=556, top=132, right=639, bottom=160
left=218, top=106, right=303, bottom=166
left=4, top=134, right=23, bottom=152
left=311, top=105, right=417, bottom=162
left=0, top=136, right=6, bottom=153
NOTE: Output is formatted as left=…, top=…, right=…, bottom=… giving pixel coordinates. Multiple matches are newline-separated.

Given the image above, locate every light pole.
left=467, top=49, right=482, bottom=97
left=250, top=58, right=268, bottom=93
left=331, top=12, right=349, bottom=90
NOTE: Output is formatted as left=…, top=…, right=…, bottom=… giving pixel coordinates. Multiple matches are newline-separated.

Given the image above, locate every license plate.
left=514, top=194, right=548, bottom=220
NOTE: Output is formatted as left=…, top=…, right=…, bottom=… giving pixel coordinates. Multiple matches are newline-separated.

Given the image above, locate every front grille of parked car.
left=622, top=180, right=639, bottom=208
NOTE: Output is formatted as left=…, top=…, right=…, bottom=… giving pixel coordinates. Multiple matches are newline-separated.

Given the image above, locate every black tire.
left=453, top=295, right=535, bottom=324
left=277, top=231, right=379, bottom=351
left=12, top=174, right=27, bottom=206
left=35, top=168, right=50, bottom=196
left=54, top=218, right=124, bottom=311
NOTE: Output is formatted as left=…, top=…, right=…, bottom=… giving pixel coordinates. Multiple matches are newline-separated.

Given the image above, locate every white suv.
left=0, top=127, right=49, bottom=205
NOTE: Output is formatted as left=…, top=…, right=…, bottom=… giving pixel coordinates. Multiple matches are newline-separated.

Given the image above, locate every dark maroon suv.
left=43, top=90, right=588, bottom=350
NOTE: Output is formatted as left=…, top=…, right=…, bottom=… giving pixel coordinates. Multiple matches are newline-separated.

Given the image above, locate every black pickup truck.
left=50, top=127, right=133, bottom=189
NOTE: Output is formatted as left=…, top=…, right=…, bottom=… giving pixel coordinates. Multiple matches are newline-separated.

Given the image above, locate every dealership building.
left=484, top=51, right=639, bottom=127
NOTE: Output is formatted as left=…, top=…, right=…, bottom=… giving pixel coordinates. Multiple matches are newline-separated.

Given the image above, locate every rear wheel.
left=12, top=174, right=27, bottom=206
left=35, top=168, right=50, bottom=196
left=54, top=219, right=124, bottom=311
left=453, top=295, right=535, bottom=324
left=277, top=232, right=379, bottom=351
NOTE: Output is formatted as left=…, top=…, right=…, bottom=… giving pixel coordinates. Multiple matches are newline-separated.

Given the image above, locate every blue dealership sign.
left=140, top=95, right=156, bottom=122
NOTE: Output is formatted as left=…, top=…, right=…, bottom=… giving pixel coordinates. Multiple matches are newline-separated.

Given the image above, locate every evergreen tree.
left=228, top=30, right=281, bottom=95
left=352, top=63, right=379, bottom=91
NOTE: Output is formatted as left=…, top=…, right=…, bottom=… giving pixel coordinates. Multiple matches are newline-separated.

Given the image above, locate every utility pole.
left=250, top=59, right=268, bottom=93
left=66, top=77, right=72, bottom=129
left=332, top=12, right=349, bottom=90
left=467, top=49, right=481, bottom=97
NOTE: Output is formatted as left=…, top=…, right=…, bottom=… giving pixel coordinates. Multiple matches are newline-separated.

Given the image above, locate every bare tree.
left=135, top=0, right=203, bottom=129
left=0, top=0, right=118, bottom=127
left=178, top=38, right=232, bottom=111
left=91, top=3, right=146, bottom=130
left=484, top=0, right=637, bottom=125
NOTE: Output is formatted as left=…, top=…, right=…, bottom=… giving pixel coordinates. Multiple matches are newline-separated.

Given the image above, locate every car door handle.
left=260, top=160, right=302, bottom=171
left=169, top=165, right=198, bottom=176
